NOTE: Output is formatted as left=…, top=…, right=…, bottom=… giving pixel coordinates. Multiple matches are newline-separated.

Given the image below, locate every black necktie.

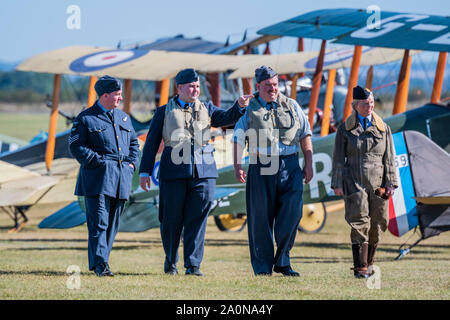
left=267, top=102, right=273, bottom=110
left=363, top=117, right=368, bottom=130
left=106, top=110, right=114, bottom=123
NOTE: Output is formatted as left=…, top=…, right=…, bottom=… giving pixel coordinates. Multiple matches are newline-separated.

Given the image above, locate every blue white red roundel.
left=69, top=49, right=149, bottom=72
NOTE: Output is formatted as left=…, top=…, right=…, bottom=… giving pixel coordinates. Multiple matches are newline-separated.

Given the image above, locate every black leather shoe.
left=273, top=266, right=300, bottom=277
left=94, top=262, right=113, bottom=277
left=165, top=267, right=178, bottom=275
left=164, top=261, right=178, bottom=275
left=104, top=263, right=114, bottom=276
left=185, top=267, right=204, bottom=276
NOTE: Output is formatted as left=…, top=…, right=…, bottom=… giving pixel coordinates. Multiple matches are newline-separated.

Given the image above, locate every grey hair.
left=352, top=92, right=374, bottom=110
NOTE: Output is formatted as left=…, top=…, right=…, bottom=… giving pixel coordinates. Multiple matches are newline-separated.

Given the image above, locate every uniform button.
left=116, top=135, right=119, bottom=139
left=118, top=147, right=121, bottom=151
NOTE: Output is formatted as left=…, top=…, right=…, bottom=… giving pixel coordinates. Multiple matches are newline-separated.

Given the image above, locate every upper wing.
left=257, top=8, right=450, bottom=52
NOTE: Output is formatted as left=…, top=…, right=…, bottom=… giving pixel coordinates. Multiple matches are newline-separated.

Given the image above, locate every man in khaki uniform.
left=331, top=86, right=397, bottom=278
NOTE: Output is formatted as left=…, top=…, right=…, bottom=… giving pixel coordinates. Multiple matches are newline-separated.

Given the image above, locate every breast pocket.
left=87, top=125, right=107, bottom=145
left=275, top=109, right=294, bottom=129
left=367, top=133, right=385, bottom=153
left=118, top=124, right=131, bottom=146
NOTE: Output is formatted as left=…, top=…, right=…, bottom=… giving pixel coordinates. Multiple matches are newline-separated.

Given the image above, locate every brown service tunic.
left=331, top=111, right=398, bottom=244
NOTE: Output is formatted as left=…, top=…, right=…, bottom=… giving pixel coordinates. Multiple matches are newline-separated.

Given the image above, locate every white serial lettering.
left=351, top=14, right=428, bottom=39
left=301, top=152, right=333, bottom=200
left=395, top=154, right=409, bottom=169
left=411, top=24, right=447, bottom=32
left=430, top=31, right=450, bottom=45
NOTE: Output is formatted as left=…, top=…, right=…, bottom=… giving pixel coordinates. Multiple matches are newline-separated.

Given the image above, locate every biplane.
left=2, top=32, right=411, bottom=232
left=4, top=9, right=450, bottom=259
left=0, top=134, right=27, bottom=155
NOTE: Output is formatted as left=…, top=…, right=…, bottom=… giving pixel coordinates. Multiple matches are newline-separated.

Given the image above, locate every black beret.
left=94, top=75, right=121, bottom=97
left=353, top=86, right=372, bottom=100
left=255, top=65, right=277, bottom=83
left=175, top=68, right=199, bottom=85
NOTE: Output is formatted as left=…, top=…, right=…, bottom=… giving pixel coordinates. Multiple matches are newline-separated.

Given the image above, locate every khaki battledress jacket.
left=331, top=111, right=398, bottom=244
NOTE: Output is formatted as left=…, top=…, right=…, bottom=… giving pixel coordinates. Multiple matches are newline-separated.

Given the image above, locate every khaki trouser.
left=344, top=185, right=389, bottom=245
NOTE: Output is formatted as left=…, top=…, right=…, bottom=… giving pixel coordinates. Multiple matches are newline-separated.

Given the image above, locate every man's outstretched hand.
left=238, top=95, right=254, bottom=108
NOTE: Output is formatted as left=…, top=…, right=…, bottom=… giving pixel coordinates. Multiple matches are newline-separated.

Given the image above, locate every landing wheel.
left=298, top=203, right=327, bottom=233
left=214, top=213, right=247, bottom=232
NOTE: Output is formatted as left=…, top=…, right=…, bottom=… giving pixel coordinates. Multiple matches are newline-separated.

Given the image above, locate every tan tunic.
left=162, top=97, right=211, bottom=148
left=331, top=111, right=398, bottom=244
left=247, top=93, right=301, bottom=148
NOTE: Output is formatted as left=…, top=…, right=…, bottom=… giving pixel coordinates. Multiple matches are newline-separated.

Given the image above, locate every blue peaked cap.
left=175, top=68, right=199, bottom=85
left=94, top=75, right=121, bottom=97
left=353, top=86, right=372, bottom=100
left=255, top=65, right=277, bottom=83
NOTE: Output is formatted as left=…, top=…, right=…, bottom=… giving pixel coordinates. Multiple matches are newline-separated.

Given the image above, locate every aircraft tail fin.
left=389, top=130, right=450, bottom=238
left=38, top=201, right=86, bottom=229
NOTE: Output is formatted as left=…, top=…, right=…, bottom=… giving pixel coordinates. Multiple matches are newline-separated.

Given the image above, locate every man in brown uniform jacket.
left=331, top=86, right=398, bottom=278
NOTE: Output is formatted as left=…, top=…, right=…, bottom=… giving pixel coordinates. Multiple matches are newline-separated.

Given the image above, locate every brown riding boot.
left=367, top=243, right=378, bottom=276
left=351, top=243, right=369, bottom=278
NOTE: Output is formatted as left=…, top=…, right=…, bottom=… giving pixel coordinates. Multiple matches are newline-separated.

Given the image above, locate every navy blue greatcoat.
left=139, top=97, right=244, bottom=271
left=69, top=101, right=140, bottom=270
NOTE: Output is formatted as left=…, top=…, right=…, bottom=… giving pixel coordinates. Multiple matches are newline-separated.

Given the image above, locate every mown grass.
left=0, top=113, right=448, bottom=300
left=0, top=202, right=449, bottom=300
left=0, top=113, right=69, bottom=142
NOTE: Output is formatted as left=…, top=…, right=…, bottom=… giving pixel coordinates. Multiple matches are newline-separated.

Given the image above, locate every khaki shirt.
left=331, top=111, right=398, bottom=195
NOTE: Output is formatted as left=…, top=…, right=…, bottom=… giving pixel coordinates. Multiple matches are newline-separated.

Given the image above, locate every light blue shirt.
left=97, top=101, right=108, bottom=113
left=232, top=96, right=312, bottom=155
left=357, top=113, right=373, bottom=129
left=177, top=97, right=190, bottom=108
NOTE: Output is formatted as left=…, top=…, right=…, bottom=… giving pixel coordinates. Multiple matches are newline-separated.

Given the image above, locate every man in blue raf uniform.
left=139, top=68, right=250, bottom=276
left=69, top=75, right=140, bottom=277
left=233, top=66, right=313, bottom=277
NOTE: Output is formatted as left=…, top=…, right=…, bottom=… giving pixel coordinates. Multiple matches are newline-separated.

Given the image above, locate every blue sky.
left=1, top=0, right=449, bottom=63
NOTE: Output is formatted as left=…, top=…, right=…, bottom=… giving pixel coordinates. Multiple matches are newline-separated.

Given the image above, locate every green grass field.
left=0, top=201, right=449, bottom=300
left=0, top=113, right=449, bottom=300
left=0, top=113, right=70, bottom=142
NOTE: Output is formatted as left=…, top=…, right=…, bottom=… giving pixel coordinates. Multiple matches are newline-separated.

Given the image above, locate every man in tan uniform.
left=331, top=86, right=398, bottom=278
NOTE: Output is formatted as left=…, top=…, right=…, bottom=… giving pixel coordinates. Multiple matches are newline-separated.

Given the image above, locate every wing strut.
left=393, top=50, right=411, bottom=114
left=320, top=68, right=336, bottom=136
left=343, top=45, right=362, bottom=120
left=308, top=39, right=327, bottom=128
left=430, top=52, right=447, bottom=104
left=45, top=74, right=62, bottom=173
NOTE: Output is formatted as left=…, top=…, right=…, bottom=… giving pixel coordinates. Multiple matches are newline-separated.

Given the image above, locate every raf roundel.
left=70, top=49, right=149, bottom=73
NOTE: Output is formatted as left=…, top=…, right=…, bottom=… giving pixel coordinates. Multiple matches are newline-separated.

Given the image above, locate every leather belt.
left=103, top=154, right=126, bottom=164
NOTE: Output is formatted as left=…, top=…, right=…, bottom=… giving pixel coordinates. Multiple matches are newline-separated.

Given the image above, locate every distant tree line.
left=0, top=71, right=156, bottom=104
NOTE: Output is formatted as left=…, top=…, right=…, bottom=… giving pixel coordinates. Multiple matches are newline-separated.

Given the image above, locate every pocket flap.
left=87, top=125, right=107, bottom=133
left=118, top=124, right=131, bottom=132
